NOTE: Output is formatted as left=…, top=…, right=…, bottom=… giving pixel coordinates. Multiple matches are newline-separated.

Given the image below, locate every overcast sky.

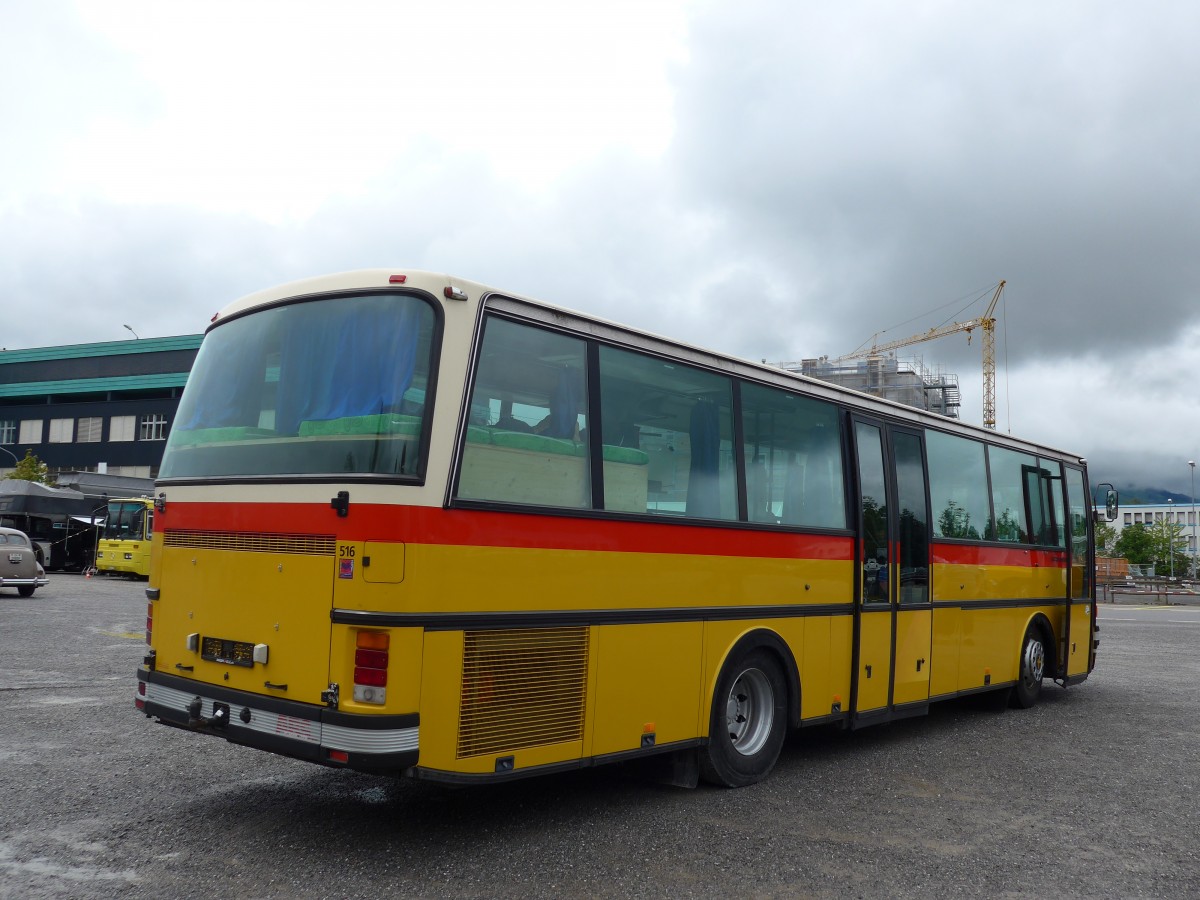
left=3, top=1, right=1199, bottom=495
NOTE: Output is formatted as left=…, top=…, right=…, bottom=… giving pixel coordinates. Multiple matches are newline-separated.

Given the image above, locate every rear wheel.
left=700, top=648, right=787, bottom=787
left=18, top=585, right=35, bottom=598
left=1011, top=624, right=1045, bottom=709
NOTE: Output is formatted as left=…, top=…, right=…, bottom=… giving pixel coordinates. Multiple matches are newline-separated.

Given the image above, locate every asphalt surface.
left=2, top=574, right=1198, bottom=899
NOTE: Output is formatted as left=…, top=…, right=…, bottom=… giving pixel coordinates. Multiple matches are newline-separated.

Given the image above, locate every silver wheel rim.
left=724, top=667, right=774, bottom=757
left=1021, top=636, right=1045, bottom=689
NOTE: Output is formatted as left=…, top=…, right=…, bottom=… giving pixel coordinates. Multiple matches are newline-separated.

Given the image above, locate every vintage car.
left=0, top=526, right=49, bottom=597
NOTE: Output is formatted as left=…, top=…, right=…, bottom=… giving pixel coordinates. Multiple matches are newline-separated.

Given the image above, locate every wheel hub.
left=1022, top=637, right=1045, bottom=685
left=724, top=667, right=774, bottom=757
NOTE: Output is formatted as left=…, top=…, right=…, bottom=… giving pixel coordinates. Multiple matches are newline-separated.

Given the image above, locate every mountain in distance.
left=1114, top=486, right=1198, bottom=505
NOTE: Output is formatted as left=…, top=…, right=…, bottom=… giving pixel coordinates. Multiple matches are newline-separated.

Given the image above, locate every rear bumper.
left=136, top=668, right=419, bottom=773
left=1, top=574, right=49, bottom=588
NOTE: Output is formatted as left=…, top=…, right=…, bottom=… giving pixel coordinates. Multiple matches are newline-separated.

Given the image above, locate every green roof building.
left=0, top=335, right=202, bottom=479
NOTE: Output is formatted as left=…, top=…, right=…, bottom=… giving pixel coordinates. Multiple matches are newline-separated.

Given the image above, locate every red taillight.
left=355, top=648, right=388, bottom=669
left=145, top=601, right=153, bottom=645
left=353, top=666, right=387, bottom=687
left=353, top=631, right=389, bottom=703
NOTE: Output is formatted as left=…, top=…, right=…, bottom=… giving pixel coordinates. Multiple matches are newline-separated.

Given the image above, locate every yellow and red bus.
left=96, top=497, right=154, bottom=578
left=136, top=269, right=1113, bottom=786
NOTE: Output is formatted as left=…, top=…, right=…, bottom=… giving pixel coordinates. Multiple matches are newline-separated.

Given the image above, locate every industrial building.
left=0, top=335, right=202, bottom=480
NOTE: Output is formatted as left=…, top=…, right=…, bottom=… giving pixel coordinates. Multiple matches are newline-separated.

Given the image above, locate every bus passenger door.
left=851, top=420, right=933, bottom=723
left=890, top=428, right=932, bottom=711
left=1064, top=466, right=1093, bottom=678
left=851, top=419, right=893, bottom=720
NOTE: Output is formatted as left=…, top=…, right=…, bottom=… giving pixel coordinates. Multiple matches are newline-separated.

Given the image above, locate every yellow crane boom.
left=828, top=280, right=1005, bottom=429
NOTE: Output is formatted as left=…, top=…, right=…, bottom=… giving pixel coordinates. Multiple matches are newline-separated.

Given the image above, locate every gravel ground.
left=1, top=575, right=1198, bottom=899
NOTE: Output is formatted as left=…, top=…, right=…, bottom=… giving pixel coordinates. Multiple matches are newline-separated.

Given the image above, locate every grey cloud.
left=665, top=1, right=1200, bottom=366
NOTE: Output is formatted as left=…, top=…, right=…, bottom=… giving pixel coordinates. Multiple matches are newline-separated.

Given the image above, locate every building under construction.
left=784, top=355, right=961, bottom=419
left=780, top=280, right=1004, bottom=427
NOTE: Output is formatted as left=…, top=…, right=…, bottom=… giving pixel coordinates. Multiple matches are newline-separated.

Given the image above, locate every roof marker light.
left=389, top=274, right=407, bottom=284
left=444, top=286, right=468, bottom=301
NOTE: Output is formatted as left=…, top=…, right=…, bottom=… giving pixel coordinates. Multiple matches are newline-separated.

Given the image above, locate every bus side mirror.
left=1094, top=483, right=1117, bottom=522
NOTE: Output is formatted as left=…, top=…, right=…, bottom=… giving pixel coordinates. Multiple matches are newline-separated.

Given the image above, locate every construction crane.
left=826, top=280, right=1006, bottom=429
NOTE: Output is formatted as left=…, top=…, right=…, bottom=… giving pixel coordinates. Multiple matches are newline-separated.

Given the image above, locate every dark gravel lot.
left=2, top=575, right=1198, bottom=899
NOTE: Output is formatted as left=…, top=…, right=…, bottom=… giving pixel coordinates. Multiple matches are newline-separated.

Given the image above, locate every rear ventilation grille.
left=163, top=530, right=336, bottom=556
left=457, top=627, right=589, bottom=759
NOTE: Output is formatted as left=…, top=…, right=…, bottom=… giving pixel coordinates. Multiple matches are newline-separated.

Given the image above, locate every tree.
left=1094, top=520, right=1117, bottom=555
left=995, top=508, right=1022, bottom=542
left=1147, top=518, right=1188, bottom=577
left=3, top=449, right=49, bottom=484
left=938, top=499, right=981, bottom=539
left=1114, top=520, right=1188, bottom=576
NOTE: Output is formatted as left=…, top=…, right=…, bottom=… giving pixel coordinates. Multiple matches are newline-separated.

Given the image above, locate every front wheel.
left=1011, top=624, right=1045, bottom=709
left=700, top=648, right=787, bottom=787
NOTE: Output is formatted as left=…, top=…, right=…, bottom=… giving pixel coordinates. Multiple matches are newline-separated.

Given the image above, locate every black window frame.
left=450, top=309, right=851, bottom=535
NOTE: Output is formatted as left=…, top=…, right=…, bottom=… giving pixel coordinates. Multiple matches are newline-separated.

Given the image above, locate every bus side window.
left=598, top=346, right=736, bottom=521
left=741, top=382, right=845, bottom=529
left=1065, top=467, right=1091, bottom=598
left=1041, top=460, right=1066, bottom=548
left=457, top=317, right=591, bottom=510
left=988, top=445, right=1038, bottom=542
left=927, top=430, right=990, bottom=540
left=1026, top=461, right=1064, bottom=547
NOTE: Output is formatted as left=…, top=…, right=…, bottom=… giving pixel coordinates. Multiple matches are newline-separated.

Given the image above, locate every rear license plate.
left=201, top=637, right=255, bottom=667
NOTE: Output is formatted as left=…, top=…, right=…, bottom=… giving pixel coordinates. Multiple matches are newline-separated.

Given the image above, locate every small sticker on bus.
left=339, top=559, right=354, bottom=579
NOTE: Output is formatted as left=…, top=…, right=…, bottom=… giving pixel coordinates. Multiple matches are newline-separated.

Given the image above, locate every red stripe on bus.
left=159, top=502, right=854, bottom=560
left=932, top=543, right=1068, bottom=568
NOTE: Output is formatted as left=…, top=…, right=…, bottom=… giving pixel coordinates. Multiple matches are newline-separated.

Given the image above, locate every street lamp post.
left=1190, top=461, right=1197, bottom=580
left=0, top=444, right=18, bottom=468
left=1168, top=499, right=1174, bottom=579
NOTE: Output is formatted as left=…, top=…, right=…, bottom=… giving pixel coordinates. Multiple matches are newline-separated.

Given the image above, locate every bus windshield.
left=103, top=501, right=149, bottom=540
left=160, top=293, right=438, bottom=480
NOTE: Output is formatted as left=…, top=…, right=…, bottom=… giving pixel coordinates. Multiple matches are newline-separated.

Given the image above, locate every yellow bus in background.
left=136, top=270, right=1113, bottom=787
left=96, top=497, right=154, bottom=578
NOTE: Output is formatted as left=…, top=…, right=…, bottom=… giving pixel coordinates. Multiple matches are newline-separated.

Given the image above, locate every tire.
left=700, top=647, right=787, bottom=787
left=18, top=585, right=35, bottom=598
left=1011, top=623, right=1045, bottom=709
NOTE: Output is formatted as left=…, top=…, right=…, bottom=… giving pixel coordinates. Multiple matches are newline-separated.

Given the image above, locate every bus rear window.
left=160, top=293, right=437, bottom=480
